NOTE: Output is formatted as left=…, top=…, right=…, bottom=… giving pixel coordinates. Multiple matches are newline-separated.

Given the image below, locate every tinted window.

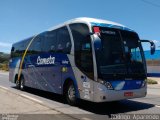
left=95, top=27, right=145, bottom=80
left=11, top=39, right=30, bottom=58
left=43, top=31, right=57, bottom=53
left=28, top=36, right=42, bottom=54
left=57, top=27, right=71, bottom=54
left=70, top=23, right=94, bottom=79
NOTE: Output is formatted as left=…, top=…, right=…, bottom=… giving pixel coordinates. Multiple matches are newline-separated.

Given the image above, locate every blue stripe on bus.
left=109, top=80, right=143, bottom=90
left=91, top=22, right=134, bottom=32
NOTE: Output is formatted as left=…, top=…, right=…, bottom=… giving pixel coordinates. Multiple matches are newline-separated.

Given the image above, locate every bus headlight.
left=104, top=82, right=113, bottom=90
left=98, top=79, right=113, bottom=90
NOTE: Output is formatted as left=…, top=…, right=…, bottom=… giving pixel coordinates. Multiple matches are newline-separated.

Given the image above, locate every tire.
left=20, top=76, right=25, bottom=91
left=15, top=78, right=20, bottom=89
left=65, top=81, right=77, bottom=106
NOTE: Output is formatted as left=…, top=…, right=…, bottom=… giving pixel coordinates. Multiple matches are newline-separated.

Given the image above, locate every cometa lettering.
left=37, top=56, right=55, bottom=65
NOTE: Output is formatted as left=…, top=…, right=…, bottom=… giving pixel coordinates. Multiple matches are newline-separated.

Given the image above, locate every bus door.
left=69, top=23, right=94, bottom=101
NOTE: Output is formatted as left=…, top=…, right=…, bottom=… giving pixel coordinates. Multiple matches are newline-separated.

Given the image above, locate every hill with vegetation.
left=0, top=52, right=10, bottom=71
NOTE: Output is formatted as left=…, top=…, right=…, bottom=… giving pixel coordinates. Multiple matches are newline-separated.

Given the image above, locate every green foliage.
left=0, top=52, right=10, bottom=71
left=0, top=64, right=9, bottom=71
left=147, top=79, right=158, bottom=84
left=0, top=53, right=9, bottom=62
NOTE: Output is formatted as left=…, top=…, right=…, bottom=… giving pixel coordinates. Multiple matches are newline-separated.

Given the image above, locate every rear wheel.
left=20, top=76, right=25, bottom=90
left=15, top=78, right=20, bottom=89
left=65, top=82, right=77, bottom=106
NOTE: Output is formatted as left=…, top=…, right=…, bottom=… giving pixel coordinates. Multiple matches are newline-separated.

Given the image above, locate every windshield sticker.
left=101, top=30, right=116, bottom=35
left=83, top=82, right=90, bottom=88
left=83, top=89, right=90, bottom=99
left=125, top=46, right=129, bottom=52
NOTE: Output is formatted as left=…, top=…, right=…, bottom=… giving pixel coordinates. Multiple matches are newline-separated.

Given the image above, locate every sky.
left=0, top=0, right=160, bottom=53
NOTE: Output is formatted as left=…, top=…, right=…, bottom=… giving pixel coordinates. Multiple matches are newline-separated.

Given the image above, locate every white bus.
left=9, top=17, right=155, bottom=105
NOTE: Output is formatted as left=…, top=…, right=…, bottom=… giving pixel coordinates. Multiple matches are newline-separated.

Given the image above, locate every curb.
left=0, top=86, right=80, bottom=120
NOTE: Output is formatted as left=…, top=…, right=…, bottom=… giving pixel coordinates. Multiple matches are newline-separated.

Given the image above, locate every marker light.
left=141, top=80, right=146, bottom=88
left=93, top=27, right=100, bottom=33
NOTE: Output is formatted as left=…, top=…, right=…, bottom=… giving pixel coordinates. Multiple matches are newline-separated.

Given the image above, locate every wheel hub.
left=68, top=85, right=75, bottom=101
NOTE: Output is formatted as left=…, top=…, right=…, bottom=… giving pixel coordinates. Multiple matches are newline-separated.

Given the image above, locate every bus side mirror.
left=151, top=43, right=155, bottom=55
left=11, top=47, right=15, bottom=52
left=93, top=34, right=102, bottom=51
left=140, top=40, right=155, bottom=55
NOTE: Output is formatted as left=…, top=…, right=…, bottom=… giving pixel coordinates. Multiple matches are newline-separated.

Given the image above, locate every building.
left=144, top=50, right=160, bottom=77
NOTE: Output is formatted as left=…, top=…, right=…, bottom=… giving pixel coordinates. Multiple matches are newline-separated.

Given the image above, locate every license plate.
left=124, top=92, right=133, bottom=97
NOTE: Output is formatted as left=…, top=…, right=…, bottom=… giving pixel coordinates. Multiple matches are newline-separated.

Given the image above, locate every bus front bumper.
left=93, top=83, right=147, bottom=102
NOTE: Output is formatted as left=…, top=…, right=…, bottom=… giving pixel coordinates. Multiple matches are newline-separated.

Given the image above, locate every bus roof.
left=13, top=17, right=134, bottom=46
left=48, top=17, right=134, bottom=32
left=69, top=17, right=124, bottom=26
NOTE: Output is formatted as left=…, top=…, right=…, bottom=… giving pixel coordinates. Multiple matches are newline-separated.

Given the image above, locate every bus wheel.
left=15, top=79, right=20, bottom=89
left=65, top=82, right=77, bottom=106
left=20, top=76, right=25, bottom=90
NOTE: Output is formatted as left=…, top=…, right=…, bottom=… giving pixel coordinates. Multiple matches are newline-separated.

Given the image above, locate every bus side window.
left=11, top=39, right=30, bottom=58
left=43, top=30, right=57, bottom=53
left=57, top=27, right=71, bottom=54
left=28, top=37, right=42, bottom=54
left=34, top=39, right=41, bottom=52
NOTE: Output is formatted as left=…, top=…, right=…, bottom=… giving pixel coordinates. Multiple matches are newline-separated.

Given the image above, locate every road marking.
left=155, top=105, right=160, bottom=108
left=0, top=72, right=9, bottom=76
left=20, top=94, right=43, bottom=104
left=81, top=118, right=92, bottom=120
left=0, top=75, right=6, bottom=77
left=0, top=86, right=9, bottom=90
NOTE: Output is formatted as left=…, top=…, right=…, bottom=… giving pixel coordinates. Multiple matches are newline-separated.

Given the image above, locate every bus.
left=9, top=17, right=155, bottom=105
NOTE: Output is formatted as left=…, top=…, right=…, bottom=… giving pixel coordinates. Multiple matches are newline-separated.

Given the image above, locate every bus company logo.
left=37, top=56, right=55, bottom=65
left=62, top=60, right=69, bottom=64
left=101, top=30, right=116, bottom=35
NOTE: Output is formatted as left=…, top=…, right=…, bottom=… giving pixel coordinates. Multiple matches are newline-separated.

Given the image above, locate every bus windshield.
left=95, top=27, right=145, bottom=80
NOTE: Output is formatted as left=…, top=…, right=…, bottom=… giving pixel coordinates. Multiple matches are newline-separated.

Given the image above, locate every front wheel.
left=65, top=82, right=77, bottom=106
